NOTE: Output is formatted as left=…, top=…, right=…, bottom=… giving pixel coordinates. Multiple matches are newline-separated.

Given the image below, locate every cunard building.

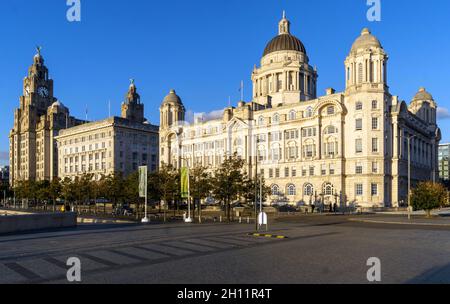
left=159, top=13, right=441, bottom=207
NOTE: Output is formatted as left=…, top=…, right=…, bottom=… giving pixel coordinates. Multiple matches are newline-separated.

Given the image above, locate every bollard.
left=220, top=216, right=222, bottom=223
left=247, top=217, right=250, bottom=224
left=239, top=217, right=242, bottom=224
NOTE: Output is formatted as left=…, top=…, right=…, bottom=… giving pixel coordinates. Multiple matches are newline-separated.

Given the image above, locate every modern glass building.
left=439, top=144, right=450, bottom=181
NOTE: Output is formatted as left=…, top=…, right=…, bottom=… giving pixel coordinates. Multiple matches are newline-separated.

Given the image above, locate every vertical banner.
left=180, top=167, right=189, bottom=199
left=139, top=166, right=147, bottom=198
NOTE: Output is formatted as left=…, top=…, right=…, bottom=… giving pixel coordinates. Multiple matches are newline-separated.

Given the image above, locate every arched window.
left=272, top=114, right=280, bottom=124
left=287, top=184, right=296, bottom=196
left=305, top=107, right=313, bottom=118
left=271, top=144, right=281, bottom=161
left=271, top=185, right=280, bottom=196
left=323, top=137, right=338, bottom=157
left=289, top=110, right=296, bottom=121
left=323, top=183, right=334, bottom=196
left=258, top=116, right=265, bottom=126
left=257, top=145, right=266, bottom=162
left=304, top=184, right=314, bottom=196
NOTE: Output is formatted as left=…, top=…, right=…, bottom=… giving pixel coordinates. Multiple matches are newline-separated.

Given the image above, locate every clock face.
left=37, top=86, right=49, bottom=98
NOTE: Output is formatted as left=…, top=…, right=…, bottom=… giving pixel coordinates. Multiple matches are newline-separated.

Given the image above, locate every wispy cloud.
left=437, top=107, right=450, bottom=120
left=185, top=109, right=225, bottom=124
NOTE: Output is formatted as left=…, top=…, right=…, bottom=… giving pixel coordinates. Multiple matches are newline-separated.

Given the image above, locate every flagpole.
left=187, top=167, right=192, bottom=223
left=240, top=80, right=244, bottom=101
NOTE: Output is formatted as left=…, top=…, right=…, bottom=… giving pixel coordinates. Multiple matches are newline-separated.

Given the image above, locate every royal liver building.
left=160, top=13, right=441, bottom=208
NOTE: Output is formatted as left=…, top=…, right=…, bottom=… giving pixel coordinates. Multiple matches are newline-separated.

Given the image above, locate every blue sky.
left=1, top=0, right=449, bottom=165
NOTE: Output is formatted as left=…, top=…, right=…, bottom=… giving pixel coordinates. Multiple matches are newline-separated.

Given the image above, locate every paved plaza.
left=1, top=215, right=450, bottom=284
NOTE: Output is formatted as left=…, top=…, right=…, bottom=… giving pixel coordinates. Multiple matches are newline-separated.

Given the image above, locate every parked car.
left=112, top=205, right=134, bottom=216
left=276, top=205, right=298, bottom=213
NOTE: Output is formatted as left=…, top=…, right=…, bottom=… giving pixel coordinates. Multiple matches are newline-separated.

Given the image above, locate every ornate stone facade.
left=9, top=50, right=84, bottom=186
left=159, top=14, right=441, bottom=208
left=55, top=82, right=159, bottom=180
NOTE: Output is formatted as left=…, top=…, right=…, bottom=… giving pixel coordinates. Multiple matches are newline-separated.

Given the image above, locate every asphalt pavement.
left=1, top=214, right=450, bottom=284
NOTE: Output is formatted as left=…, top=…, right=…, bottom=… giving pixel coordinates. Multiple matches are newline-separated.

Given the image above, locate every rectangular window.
left=285, top=167, right=289, bottom=178
left=371, top=184, right=378, bottom=196
left=327, top=106, right=335, bottom=115
left=305, top=145, right=314, bottom=158
left=372, top=117, right=379, bottom=130
left=327, top=142, right=336, bottom=157
left=329, top=164, right=335, bottom=175
left=356, top=119, right=363, bottom=131
left=309, top=166, right=315, bottom=176
left=292, top=167, right=297, bottom=177
left=372, top=162, right=379, bottom=173
left=372, top=138, right=379, bottom=153
left=356, top=139, right=363, bottom=153
left=372, top=100, right=378, bottom=110
left=356, top=184, right=363, bottom=196
left=356, top=164, right=363, bottom=174
left=269, top=169, right=274, bottom=178
left=288, top=147, right=297, bottom=159
left=275, top=168, right=280, bottom=178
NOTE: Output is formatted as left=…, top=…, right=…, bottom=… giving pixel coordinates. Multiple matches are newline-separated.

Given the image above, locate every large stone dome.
left=162, top=89, right=183, bottom=106
left=413, top=87, right=434, bottom=101
left=262, top=12, right=307, bottom=57
left=351, top=28, right=382, bottom=52
left=263, top=34, right=306, bottom=57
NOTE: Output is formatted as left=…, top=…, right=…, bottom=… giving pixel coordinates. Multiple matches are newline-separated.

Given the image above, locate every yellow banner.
left=180, top=167, right=189, bottom=199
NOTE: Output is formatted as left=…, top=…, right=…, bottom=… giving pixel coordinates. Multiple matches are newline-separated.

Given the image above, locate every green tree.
left=14, top=180, right=37, bottom=209
left=36, top=180, right=50, bottom=210
left=211, top=154, right=247, bottom=221
left=190, top=165, right=212, bottom=222
left=49, top=177, right=62, bottom=212
left=96, top=175, right=109, bottom=214
left=104, top=173, right=125, bottom=211
left=241, top=176, right=271, bottom=206
left=124, top=171, right=141, bottom=219
left=78, top=174, right=94, bottom=213
left=150, top=163, right=179, bottom=214
left=0, top=181, right=11, bottom=203
left=61, top=177, right=76, bottom=211
left=411, top=182, right=448, bottom=218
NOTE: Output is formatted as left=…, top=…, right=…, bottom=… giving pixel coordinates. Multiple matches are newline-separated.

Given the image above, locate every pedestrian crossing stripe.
left=248, top=233, right=288, bottom=239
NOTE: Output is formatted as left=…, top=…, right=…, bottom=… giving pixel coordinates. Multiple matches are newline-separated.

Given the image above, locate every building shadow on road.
left=406, top=263, right=450, bottom=284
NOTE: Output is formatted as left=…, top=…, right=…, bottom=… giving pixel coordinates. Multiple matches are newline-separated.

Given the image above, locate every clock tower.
left=9, top=48, right=82, bottom=186
left=22, top=47, right=56, bottom=115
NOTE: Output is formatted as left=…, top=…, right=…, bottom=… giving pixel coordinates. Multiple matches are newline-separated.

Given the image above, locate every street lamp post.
left=255, top=138, right=259, bottom=231
left=176, top=131, right=192, bottom=223
left=407, top=135, right=416, bottom=220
